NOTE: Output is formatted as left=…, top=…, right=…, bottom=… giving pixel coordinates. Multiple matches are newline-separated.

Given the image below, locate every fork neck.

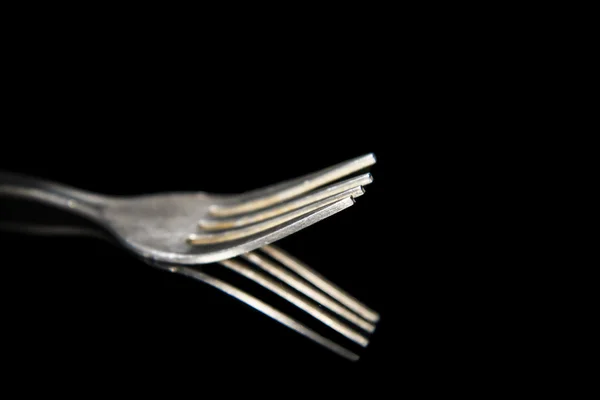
left=0, top=171, right=107, bottom=223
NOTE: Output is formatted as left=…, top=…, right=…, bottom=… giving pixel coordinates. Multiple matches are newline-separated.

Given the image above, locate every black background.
left=0, top=39, right=482, bottom=394
left=0, top=9, right=564, bottom=395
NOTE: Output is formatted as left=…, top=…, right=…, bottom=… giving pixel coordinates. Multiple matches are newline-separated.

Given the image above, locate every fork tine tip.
left=361, top=153, right=376, bottom=165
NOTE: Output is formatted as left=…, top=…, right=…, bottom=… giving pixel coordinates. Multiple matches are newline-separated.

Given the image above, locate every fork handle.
left=0, top=171, right=106, bottom=222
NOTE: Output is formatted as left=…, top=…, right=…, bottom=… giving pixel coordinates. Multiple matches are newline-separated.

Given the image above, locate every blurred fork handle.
left=0, top=221, right=362, bottom=360
left=0, top=171, right=106, bottom=222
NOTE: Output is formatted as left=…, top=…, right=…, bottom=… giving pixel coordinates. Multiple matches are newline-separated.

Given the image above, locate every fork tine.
left=209, top=153, right=376, bottom=217
left=261, top=245, right=380, bottom=323
left=175, top=266, right=360, bottom=361
left=188, top=187, right=365, bottom=245
left=219, top=259, right=369, bottom=347
left=199, top=173, right=373, bottom=231
left=241, top=252, right=376, bottom=333
left=189, top=197, right=358, bottom=263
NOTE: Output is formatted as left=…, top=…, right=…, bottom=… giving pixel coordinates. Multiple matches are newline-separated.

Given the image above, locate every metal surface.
left=198, top=173, right=373, bottom=231
left=208, top=153, right=376, bottom=217
left=174, top=266, right=362, bottom=361
left=260, top=245, right=380, bottom=322
left=220, top=258, right=369, bottom=347
left=241, top=252, right=376, bottom=333
left=0, top=154, right=374, bottom=265
left=187, top=187, right=364, bottom=245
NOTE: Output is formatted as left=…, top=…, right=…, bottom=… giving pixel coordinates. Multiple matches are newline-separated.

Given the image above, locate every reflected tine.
left=175, top=266, right=359, bottom=361
left=242, top=252, right=376, bottom=333
left=219, top=259, right=369, bottom=347
left=188, top=187, right=364, bottom=245
left=261, top=245, right=380, bottom=323
left=199, top=173, right=373, bottom=231
left=209, top=153, right=376, bottom=217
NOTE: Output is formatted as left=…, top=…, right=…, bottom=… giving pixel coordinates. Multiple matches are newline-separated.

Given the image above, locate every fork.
left=0, top=220, right=380, bottom=361
left=0, top=154, right=378, bottom=359
left=0, top=153, right=375, bottom=265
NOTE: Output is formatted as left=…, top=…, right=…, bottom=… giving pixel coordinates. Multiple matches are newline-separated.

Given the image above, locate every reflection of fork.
left=0, top=153, right=375, bottom=264
left=0, top=221, right=379, bottom=361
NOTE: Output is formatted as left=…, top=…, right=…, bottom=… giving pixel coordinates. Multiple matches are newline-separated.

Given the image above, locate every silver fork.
left=0, top=154, right=379, bottom=359
left=0, top=221, right=380, bottom=361
left=0, top=153, right=375, bottom=265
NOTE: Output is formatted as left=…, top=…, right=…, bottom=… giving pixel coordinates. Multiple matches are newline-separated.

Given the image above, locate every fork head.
left=98, top=154, right=376, bottom=265
left=102, top=190, right=356, bottom=265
